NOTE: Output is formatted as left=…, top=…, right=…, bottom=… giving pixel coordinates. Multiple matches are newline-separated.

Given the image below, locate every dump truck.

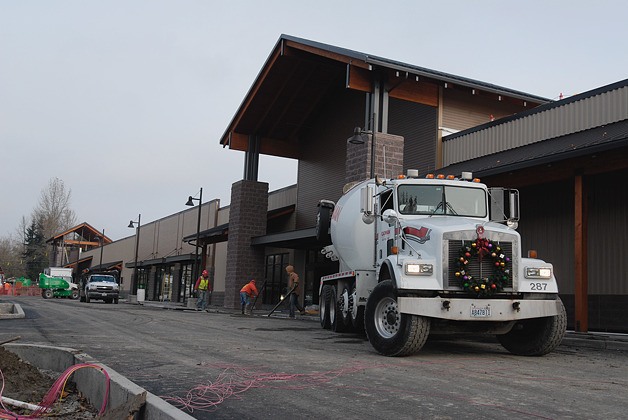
left=316, top=170, right=566, bottom=357
left=39, top=267, right=79, bottom=299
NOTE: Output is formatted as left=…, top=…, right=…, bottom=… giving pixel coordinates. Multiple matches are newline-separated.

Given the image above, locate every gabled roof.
left=47, top=222, right=112, bottom=245
left=220, top=34, right=548, bottom=158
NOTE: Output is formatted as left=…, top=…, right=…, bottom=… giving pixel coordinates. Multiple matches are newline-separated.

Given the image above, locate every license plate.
left=471, top=306, right=491, bottom=317
left=102, top=293, right=107, bottom=296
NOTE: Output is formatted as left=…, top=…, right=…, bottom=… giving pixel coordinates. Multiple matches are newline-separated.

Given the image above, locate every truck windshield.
left=397, top=185, right=487, bottom=217
left=90, top=276, right=116, bottom=283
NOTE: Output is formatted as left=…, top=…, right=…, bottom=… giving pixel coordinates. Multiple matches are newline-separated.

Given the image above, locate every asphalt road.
left=2, top=296, right=627, bottom=419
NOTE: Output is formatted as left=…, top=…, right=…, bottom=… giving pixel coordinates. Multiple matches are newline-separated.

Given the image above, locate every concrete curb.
left=0, top=302, right=25, bottom=319
left=561, top=332, right=628, bottom=352
left=5, top=343, right=194, bottom=420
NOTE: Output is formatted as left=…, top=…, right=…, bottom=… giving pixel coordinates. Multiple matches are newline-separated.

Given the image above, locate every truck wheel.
left=85, top=294, right=91, bottom=303
left=71, top=290, right=79, bottom=300
left=80, top=294, right=86, bottom=302
left=330, top=286, right=346, bottom=332
left=364, top=280, right=430, bottom=356
left=350, top=287, right=365, bottom=334
left=319, top=285, right=332, bottom=329
left=497, top=299, right=567, bottom=356
left=338, top=286, right=354, bottom=331
left=43, top=289, right=53, bottom=299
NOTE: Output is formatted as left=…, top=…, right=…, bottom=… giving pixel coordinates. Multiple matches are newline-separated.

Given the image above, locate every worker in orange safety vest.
left=240, top=279, right=258, bottom=315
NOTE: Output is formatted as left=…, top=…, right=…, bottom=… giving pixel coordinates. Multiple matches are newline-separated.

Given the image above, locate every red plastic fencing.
left=0, top=284, right=41, bottom=296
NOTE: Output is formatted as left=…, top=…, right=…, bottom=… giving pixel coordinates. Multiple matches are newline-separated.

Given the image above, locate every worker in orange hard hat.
left=240, top=279, right=258, bottom=315
left=194, top=269, right=212, bottom=312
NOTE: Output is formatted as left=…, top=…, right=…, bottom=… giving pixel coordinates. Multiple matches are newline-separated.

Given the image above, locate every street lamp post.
left=347, top=112, right=377, bottom=179
left=128, top=214, right=141, bottom=295
left=99, top=229, right=105, bottom=267
left=186, top=188, right=203, bottom=293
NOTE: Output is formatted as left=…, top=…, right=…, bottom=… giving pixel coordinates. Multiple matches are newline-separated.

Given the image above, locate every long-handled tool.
left=267, top=284, right=297, bottom=317
left=249, top=279, right=267, bottom=315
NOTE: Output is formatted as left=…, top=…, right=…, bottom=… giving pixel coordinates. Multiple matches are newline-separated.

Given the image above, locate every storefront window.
left=263, top=253, right=289, bottom=304
left=179, top=263, right=193, bottom=302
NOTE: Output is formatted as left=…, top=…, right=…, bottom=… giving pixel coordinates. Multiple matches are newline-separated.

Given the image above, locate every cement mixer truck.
left=316, top=171, right=566, bottom=357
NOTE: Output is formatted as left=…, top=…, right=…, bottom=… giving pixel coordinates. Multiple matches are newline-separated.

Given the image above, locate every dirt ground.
left=0, top=346, right=97, bottom=419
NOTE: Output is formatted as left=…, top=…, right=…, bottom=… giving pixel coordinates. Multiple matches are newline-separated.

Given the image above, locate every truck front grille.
left=446, top=239, right=514, bottom=291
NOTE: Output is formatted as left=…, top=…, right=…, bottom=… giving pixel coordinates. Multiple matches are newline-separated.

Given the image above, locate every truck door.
left=376, top=189, right=395, bottom=266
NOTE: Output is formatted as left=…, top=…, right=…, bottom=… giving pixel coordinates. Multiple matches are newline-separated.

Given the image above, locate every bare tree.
left=33, top=177, right=78, bottom=240
left=0, top=235, right=22, bottom=278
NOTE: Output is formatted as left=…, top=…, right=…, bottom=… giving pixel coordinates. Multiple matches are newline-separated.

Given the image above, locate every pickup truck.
left=80, top=274, right=120, bottom=304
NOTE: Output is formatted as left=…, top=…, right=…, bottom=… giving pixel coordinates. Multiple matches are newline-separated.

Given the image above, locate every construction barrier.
left=0, top=284, right=41, bottom=297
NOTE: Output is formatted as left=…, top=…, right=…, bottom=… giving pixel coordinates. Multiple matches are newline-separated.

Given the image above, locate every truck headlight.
left=525, top=267, right=552, bottom=279
left=405, top=263, right=433, bottom=276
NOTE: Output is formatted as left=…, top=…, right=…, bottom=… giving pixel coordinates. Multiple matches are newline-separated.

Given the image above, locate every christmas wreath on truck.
left=455, top=233, right=511, bottom=297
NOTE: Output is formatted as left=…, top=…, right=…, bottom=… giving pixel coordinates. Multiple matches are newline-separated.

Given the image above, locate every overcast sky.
left=2, top=1, right=627, bottom=240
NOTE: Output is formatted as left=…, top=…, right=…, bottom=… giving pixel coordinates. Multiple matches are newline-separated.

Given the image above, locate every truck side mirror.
left=382, top=209, right=399, bottom=226
left=361, top=185, right=375, bottom=216
left=489, top=188, right=520, bottom=228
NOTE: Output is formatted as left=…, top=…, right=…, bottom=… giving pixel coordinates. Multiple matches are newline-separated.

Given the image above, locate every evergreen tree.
left=22, top=219, right=47, bottom=281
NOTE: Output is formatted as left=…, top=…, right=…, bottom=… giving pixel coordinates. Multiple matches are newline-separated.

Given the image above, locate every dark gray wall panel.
left=587, top=169, right=628, bottom=295
left=388, top=98, right=438, bottom=174
left=296, top=89, right=364, bottom=229
left=517, top=180, right=575, bottom=294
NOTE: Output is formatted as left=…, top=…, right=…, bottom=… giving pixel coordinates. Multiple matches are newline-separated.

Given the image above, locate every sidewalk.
left=131, top=298, right=319, bottom=320
left=129, top=299, right=628, bottom=351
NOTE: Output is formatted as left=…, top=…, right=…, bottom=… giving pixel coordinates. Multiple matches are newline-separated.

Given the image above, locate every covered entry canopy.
left=219, top=34, right=547, bottom=159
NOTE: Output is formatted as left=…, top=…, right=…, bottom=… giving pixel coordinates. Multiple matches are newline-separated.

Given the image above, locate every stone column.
left=224, top=180, right=268, bottom=309
left=346, top=132, right=404, bottom=184
left=171, top=263, right=182, bottom=303
left=146, top=266, right=158, bottom=301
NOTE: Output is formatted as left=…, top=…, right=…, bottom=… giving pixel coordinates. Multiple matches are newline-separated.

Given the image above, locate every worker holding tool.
left=286, top=265, right=306, bottom=318
left=240, top=279, right=258, bottom=315
left=194, top=269, right=212, bottom=312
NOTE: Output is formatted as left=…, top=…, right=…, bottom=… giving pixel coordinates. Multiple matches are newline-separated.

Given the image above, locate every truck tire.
left=330, top=286, right=347, bottom=332
left=42, top=289, right=53, bottom=299
left=329, top=286, right=348, bottom=332
left=80, top=294, right=86, bottom=302
left=70, top=290, right=79, bottom=300
left=316, top=201, right=334, bottom=244
left=85, top=293, right=91, bottom=303
left=364, top=280, right=430, bottom=356
left=497, top=298, right=567, bottom=356
left=338, top=286, right=354, bottom=331
left=319, top=285, right=332, bottom=329
left=114, top=297, right=119, bottom=304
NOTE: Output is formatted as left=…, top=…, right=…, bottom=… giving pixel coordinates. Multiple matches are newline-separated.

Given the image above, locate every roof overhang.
left=219, top=34, right=548, bottom=158
left=182, top=223, right=229, bottom=245
left=64, top=256, right=92, bottom=269
left=126, top=254, right=196, bottom=269
left=440, top=119, right=628, bottom=179
left=251, top=227, right=318, bottom=249
left=87, top=261, right=123, bottom=272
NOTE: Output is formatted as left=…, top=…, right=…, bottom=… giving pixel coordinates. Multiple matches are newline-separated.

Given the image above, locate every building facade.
left=72, top=36, right=626, bottom=332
